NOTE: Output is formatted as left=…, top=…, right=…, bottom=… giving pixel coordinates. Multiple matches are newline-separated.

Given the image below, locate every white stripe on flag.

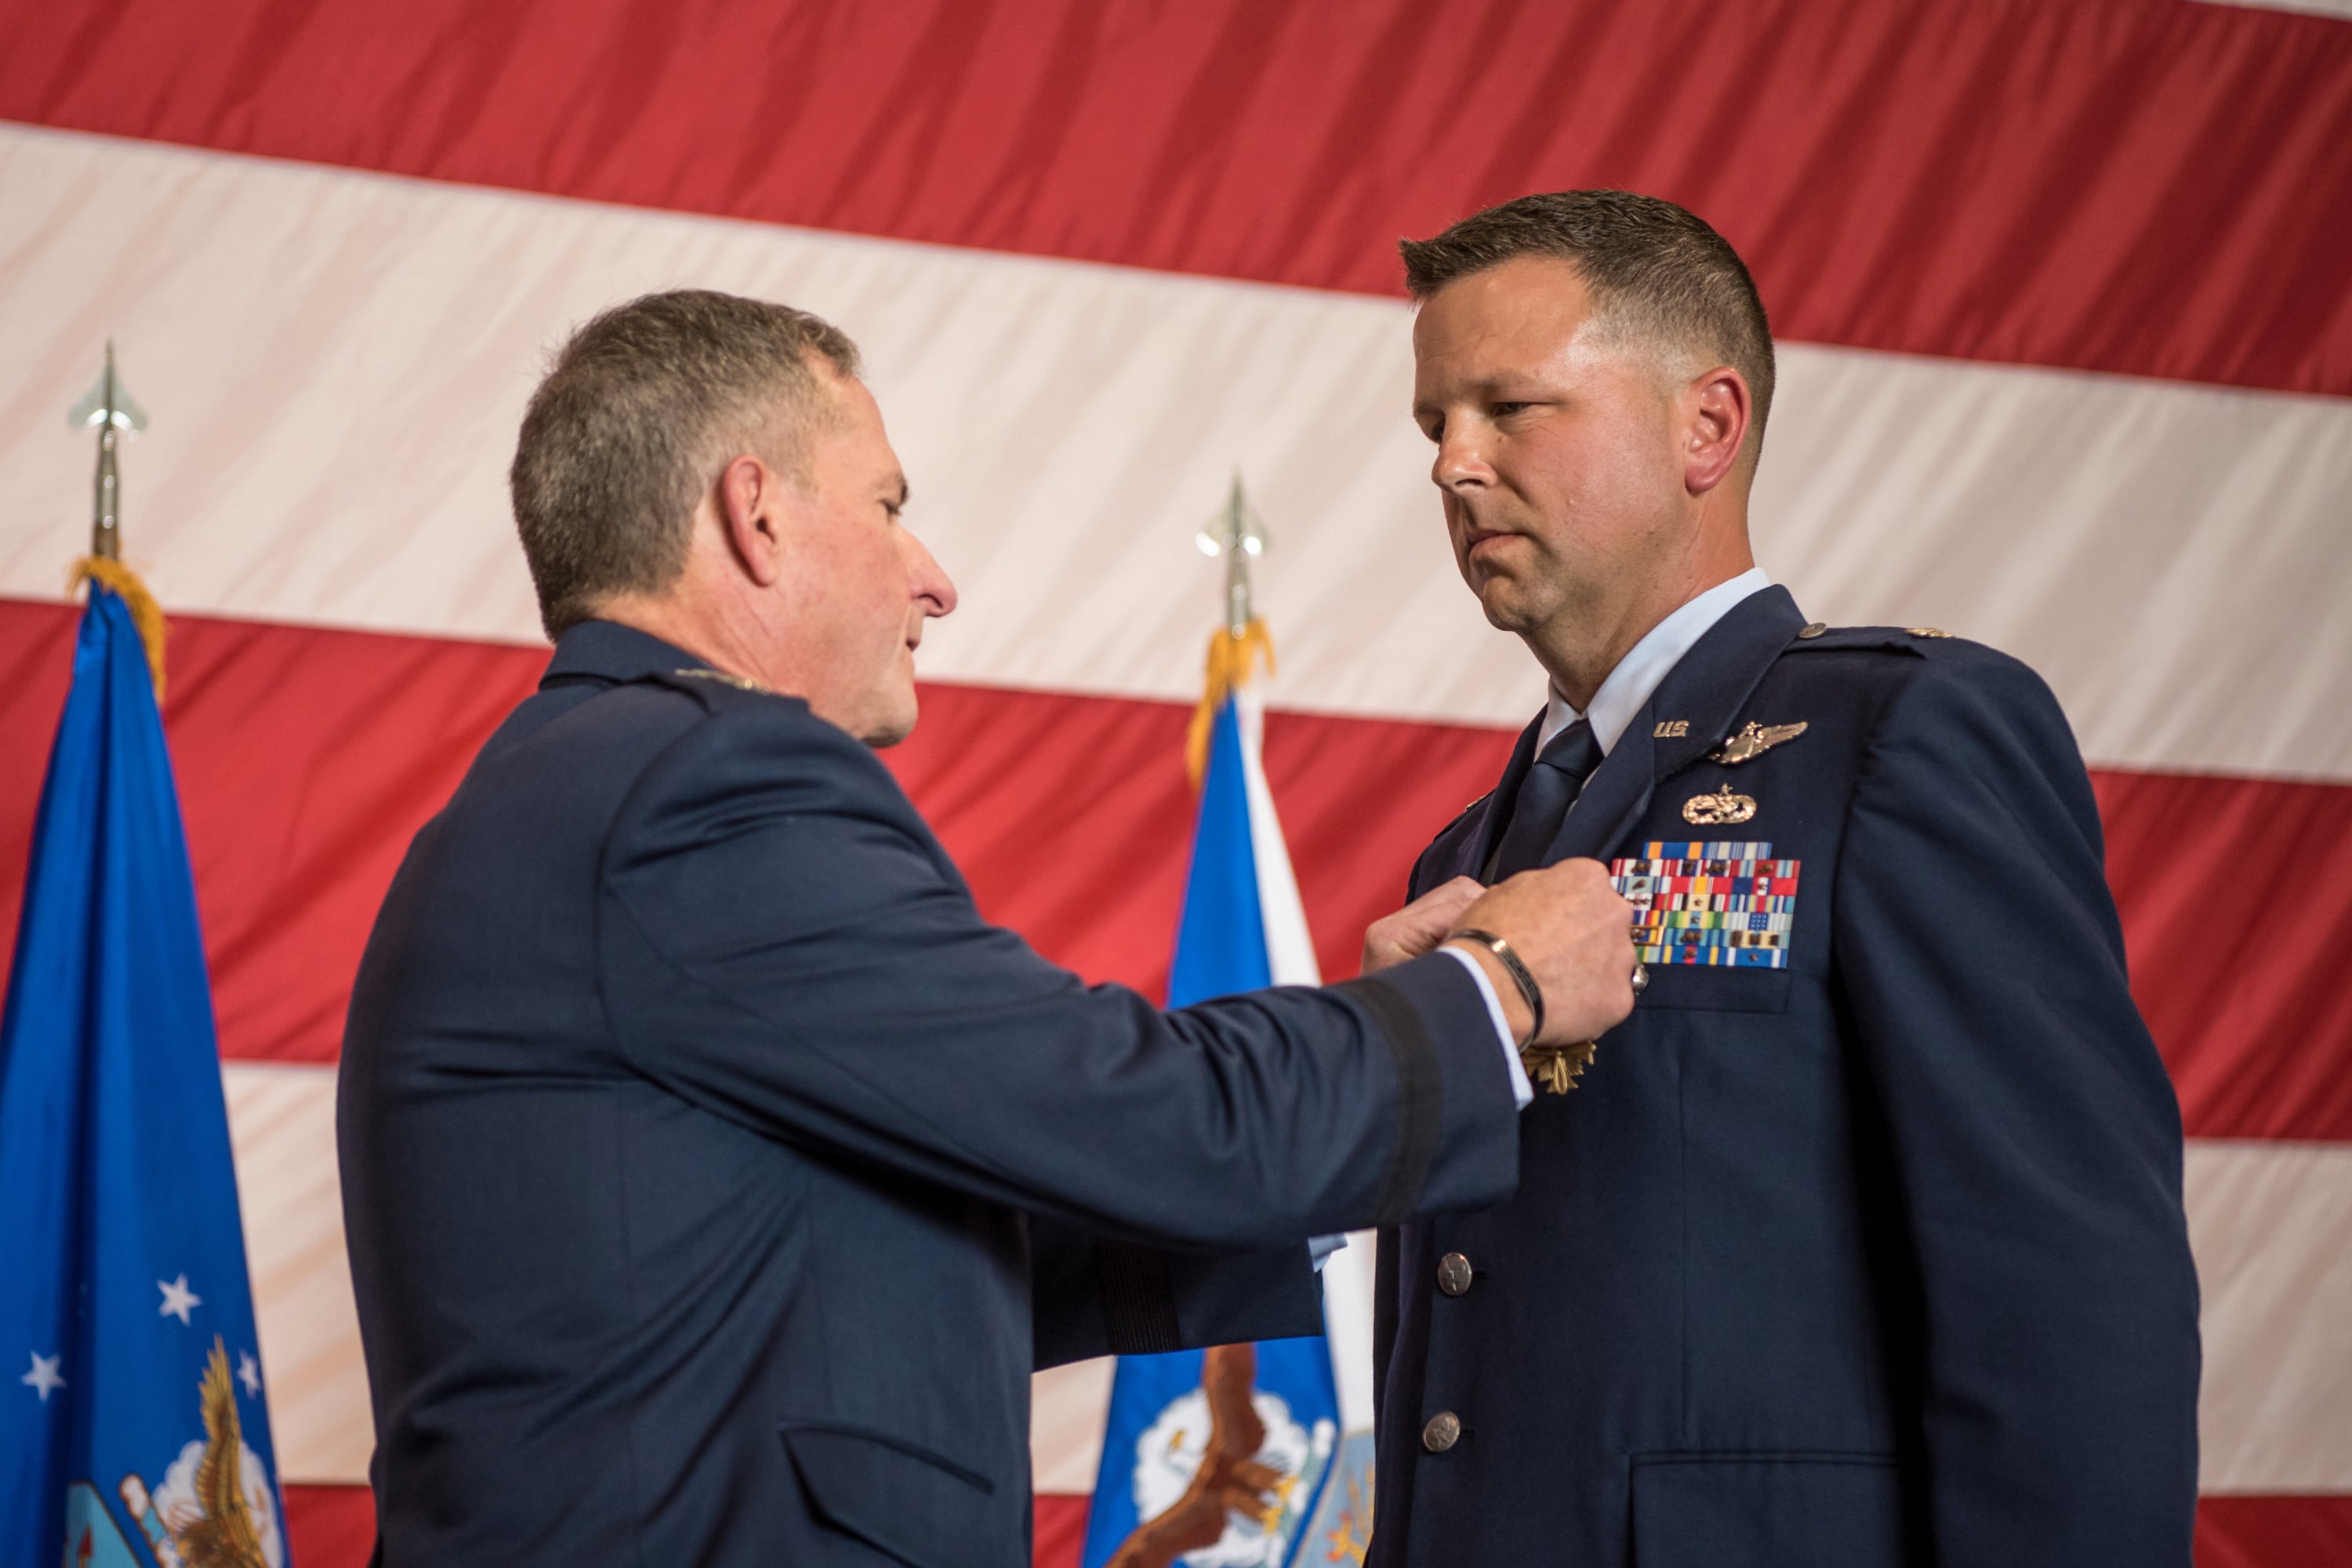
left=1318, top=1229, right=1381, bottom=1438
left=2187, top=1138, right=2352, bottom=1493
left=221, top=1062, right=371, bottom=1484
left=1234, top=685, right=1321, bottom=989
left=4, top=125, right=2350, bottom=779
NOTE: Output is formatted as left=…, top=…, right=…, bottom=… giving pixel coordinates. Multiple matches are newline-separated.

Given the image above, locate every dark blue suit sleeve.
left=1833, top=650, right=2201, bottom=1565
left=1027, top=1219, right=1323, bottom=1368
left=597, top=699, right=1521, bottom=1250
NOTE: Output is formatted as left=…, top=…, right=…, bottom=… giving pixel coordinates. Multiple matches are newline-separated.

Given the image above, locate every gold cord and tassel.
left=69, top=555, right=168, bottom=701
left=1184, top=619, right=1275, bottom=789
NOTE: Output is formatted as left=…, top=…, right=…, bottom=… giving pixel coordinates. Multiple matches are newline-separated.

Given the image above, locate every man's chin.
left=858, top=689, right=920, bottom=750
left=1475, top=580, right=1549, bottom=636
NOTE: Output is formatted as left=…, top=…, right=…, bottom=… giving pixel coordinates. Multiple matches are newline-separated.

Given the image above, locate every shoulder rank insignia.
left=1907, top=626, right=1955, bottom=638
left=1709, top=720, right=1807, bottom=766
left=672, top=666, right=771, bottom=694
left=1682, top=784, right=1757, bottom=826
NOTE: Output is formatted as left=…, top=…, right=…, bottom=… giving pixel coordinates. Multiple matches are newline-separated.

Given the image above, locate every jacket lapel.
left=1462, top=714, right=1544, bottom=885
left=1549, top=709, right=1657, bottom=863
left=1541, top=585, right=1810, bottom=866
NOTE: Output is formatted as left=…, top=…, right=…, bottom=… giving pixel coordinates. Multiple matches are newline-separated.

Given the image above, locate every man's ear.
left=715, top=453, right=789, bottom=588
left=1682, top=368, right=1752, bottom=497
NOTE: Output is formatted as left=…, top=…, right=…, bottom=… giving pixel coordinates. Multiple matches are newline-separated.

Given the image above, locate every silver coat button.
left=1436, top=1252, right=1474, bottom=1297
left=1422, top=1411, right=1462, bottom=1452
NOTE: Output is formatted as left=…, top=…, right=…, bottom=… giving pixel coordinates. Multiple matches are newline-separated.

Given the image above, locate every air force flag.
left=0, top=578, right=289, bottom=1568
left=1080, top=665, right=1349, bottom=1568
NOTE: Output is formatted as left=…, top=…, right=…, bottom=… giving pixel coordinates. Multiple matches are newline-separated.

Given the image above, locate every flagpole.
left=71, top=340, right=147, bottom=561
left=1186, top=475, right=1275, bottom=787
left=66, top=344, right=168, bottom=695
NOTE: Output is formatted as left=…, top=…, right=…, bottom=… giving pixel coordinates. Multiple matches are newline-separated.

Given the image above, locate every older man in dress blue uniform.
left=1359, top=194, right=2201, bottom=1568
left=337, top=290, right=1641, bottom=1566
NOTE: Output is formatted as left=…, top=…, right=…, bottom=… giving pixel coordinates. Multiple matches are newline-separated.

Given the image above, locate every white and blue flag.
left=1080, top=615, right=1374, bottom=1568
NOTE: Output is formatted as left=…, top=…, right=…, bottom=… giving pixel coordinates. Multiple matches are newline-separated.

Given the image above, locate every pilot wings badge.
left=1709, top=720, right=1807, bottom=766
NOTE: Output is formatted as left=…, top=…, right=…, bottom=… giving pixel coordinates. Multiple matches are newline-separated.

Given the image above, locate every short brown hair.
left=1401, top=191, right=1775, bottom=452
left=510, top=289, right=862, bottom=637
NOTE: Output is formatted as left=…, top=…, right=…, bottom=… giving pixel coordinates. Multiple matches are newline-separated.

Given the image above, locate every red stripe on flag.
left=2195, top=1495, right=2352, bottom=1568
left=2100, top=768, right=2352, bottom=1145
left=282, top=1485, right=376, bottom=1568
left=0, top=599, right=547, bottom=1067
left=2, top=601, right=2345, bottom=1139
left=2, top=0, right=2347, bottom=397
left=1034, top=1493, right=1090, bottom=1568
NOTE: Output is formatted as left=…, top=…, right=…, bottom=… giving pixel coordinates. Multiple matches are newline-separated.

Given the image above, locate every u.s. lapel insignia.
left=1709, top=720, right=1807, bottom=766
left=1682, top=783, right=1757, bottom=826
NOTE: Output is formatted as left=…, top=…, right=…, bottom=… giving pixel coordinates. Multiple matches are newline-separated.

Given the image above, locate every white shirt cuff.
left=1308, top=1232, right=1347, bottom=1270
left=1439, top=943, right=1535, bottom=1110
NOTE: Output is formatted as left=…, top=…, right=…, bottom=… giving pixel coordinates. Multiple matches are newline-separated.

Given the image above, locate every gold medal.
left=1522, top=1038, right=1599, bottom=1094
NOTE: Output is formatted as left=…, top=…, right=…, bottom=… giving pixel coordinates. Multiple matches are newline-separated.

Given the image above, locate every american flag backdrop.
left=2, top=2, right=2349, bottom=1563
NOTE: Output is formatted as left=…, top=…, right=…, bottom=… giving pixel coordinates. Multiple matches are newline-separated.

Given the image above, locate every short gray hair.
left=510, top=289, right=862, bottom=637
left=1401, top=191, right=1776, bottom=453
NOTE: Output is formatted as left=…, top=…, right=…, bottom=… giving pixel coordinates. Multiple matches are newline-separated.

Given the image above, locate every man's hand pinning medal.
left=1364, top=862, right=1639, bottom=1091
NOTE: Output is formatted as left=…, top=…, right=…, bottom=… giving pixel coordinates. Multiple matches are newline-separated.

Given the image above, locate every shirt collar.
left=1539, top=567, right=1773, bottom=754
left=539, top=619, right=710, bottom=688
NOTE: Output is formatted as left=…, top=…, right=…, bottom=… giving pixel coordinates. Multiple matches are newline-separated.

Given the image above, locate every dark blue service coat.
left=1370, top=586, right=2201, bottom=1568
left=337, top=621, right=1522, bottom=1567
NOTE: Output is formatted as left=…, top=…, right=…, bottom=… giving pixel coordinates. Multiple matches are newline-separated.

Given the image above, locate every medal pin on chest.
left=1681, top=720, right=1806, bottom=826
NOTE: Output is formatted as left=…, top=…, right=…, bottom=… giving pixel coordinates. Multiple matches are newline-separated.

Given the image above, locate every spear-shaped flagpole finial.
left=1184, top=473, right=1276, bottom=787
left=1192, top=470, right=1269, bottom=637
left=69, top=341, right=150, bottom=561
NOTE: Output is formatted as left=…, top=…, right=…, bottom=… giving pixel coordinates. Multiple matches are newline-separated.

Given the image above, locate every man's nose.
left=909, top=533, right=957, bottom=618
left=1432, top=421, right=1494, bottom=492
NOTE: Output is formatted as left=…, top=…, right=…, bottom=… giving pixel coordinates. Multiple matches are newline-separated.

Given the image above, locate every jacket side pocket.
left=1631, top=1452, right=1905, bottom=1567
left=782, top=1421, right=1000, bottom=1568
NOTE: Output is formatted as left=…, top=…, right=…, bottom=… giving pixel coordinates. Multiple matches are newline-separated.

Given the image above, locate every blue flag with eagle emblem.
left=1079, top=666, right=1348, bottom=1568
left=0, top=579, right=290, bottom=1568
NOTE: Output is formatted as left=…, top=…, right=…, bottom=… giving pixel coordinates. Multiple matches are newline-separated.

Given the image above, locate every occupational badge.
left=1610, top=841, right=1802, bottom=970
left=1708, top=720, right=1807, bottom=765
left=1682, top=784, right=1756, bottom=826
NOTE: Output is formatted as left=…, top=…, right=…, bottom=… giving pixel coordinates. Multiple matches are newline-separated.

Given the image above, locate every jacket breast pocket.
left=782, top=1421, right=1001, bottom=1568
left=1635, top=963, right=1794, bottom=1014
left=1631, top=1454, right=1906, bottom=1567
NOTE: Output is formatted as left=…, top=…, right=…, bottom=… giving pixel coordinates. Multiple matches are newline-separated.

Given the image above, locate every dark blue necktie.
left=1491, top=718, right=1603, bottom=880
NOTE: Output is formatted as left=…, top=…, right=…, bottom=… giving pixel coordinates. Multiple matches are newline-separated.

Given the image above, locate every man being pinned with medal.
left=1358, top=193, right=2200, bottom=1568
